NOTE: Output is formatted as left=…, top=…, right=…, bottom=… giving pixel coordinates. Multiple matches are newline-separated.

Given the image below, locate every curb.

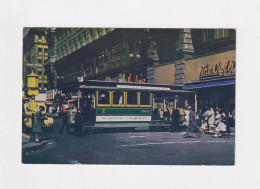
left=22, top=141, right=47, bottom=154
left=204, top=131, right=235, bottom=137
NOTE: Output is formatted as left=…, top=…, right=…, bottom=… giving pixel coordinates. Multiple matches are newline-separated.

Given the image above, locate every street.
left=22, top=119, right=235, bottom=165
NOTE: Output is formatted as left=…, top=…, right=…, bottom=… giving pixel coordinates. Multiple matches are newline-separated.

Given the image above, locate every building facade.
left=44, top=28, right=235, bottom=113
left=45, top=28, right=194, bottom=92
left=23, top=28, right=48, bottom=93
left=154, top=29, right=236, bottom=112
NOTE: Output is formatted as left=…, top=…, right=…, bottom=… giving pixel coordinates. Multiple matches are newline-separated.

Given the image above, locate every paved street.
left=22, top=119, right=235, bottom=165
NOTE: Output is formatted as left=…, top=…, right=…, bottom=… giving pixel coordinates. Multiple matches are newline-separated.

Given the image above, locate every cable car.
left=75, top=80, right=196, bottom=129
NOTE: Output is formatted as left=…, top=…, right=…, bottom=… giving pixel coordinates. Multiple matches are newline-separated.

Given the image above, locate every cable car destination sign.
left=199, top=59, right=236, bottom=80
left=117, top=85, right=170, bottom=91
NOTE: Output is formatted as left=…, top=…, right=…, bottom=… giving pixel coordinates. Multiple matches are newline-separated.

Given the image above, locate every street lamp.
left=128, top=53, right=142, bottom=82
left=55, top=75, right=64, bottom=113
left=27, top=70, right=39, bottom=100
left=129, top=53, right=134, bottom=58
left=136, top=54, right=141, bottom=59
left=26, top=70, right=39, bottom=142
left=57, top=75, right=64, bottom=88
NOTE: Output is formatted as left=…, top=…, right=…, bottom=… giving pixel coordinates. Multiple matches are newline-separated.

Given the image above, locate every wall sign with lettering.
left=199, top=60, right=236, bottom=80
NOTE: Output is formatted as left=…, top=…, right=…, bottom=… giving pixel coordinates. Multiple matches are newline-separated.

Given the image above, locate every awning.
left=183, top=79, right=235, bottom=90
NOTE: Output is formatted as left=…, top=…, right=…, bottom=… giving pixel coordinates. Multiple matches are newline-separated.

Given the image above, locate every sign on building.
left=46, top=90, right=55, bottom=100
left=35, top=93, right=47, bottom=102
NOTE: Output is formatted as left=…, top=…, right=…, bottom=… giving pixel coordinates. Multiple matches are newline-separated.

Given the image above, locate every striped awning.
left=183, top=79, right=235, bottom=90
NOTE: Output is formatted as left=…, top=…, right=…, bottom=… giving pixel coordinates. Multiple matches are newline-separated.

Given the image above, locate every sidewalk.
left=22, top=133, right=46, bottom=154
left=205, top=127, right=235, bottom=136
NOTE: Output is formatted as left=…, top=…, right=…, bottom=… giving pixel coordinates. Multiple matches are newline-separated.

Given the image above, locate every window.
left=215, top=29, right=229, bottom=39
left=230, top=29, right=236, bottom=37
left=34, top=35, right=39, bottom=42
left=113, top=91, right=124, bottom=106
left=127, top=92, right=138, bottom=106
left=44, top=48, right=48, bottom=56
left=38, top=48, right=43, bottom=55
left=140, top=92, right=151, bottom=106
left=97, top=90, right=110, bottom=106
left=201, top=29, right=232, bottom=43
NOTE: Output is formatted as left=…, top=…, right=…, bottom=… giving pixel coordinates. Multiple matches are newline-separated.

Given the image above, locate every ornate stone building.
left=43, top=28, right=236, bottom=113
left=154, top=29, right=236, bottom=112
left=45, top=28, right=235, bottom=111
left=45, top=28, right=195, bottom=92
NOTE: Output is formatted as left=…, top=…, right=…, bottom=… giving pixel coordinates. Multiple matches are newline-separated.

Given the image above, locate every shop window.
left=112, top=91, right=125, bottom=106
left=127, top=92, right=138, bottom=106
left=97, top=90, right=110, bottom=106
left=140, top=92, right=151, bottom=106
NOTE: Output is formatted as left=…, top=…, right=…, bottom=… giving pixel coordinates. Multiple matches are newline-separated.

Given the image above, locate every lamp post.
left=56, top=75, right=64, bottom=113
left=56, top=75, right=64, bottom=87
left=129, top=53, right=134, bottom=59
left=27, top=70, right=39, bottom=111
left=128, top=53, right=142, bottom=82
left=27, top=70, right=39, bottom=142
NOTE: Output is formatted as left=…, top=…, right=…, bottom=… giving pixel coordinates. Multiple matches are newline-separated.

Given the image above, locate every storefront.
left=183, top=50, right=235, bottom=114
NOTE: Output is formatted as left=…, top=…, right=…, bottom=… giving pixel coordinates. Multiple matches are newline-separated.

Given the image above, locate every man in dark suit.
left=184, top=106, right=201, bottom=138
left=169, top=107, right=180, bottom=132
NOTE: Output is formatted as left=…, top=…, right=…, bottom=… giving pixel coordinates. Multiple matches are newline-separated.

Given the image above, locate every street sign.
left=26, top=63, right=41, bottom=67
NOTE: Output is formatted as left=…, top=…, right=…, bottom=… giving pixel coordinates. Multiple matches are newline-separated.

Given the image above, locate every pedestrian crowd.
left=32, top=100, right=235, bottom=141
left=194, top=106, right=235, bottom=138
left=59, top=105, right=85, bottom=137
left=168, top=104, right=235, bottom=138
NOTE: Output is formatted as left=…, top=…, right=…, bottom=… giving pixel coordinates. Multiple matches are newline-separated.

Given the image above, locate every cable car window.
left=97, top=90, right=110, bottom=105
left=127, top=92, right=138, bottom=105
left=140, top=92, right=151, bottom=106
left=113, top=91, right=124, bottom=105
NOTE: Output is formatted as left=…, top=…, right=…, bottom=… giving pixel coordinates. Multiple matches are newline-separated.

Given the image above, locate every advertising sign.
left=46, top=90, right=55, bottom=100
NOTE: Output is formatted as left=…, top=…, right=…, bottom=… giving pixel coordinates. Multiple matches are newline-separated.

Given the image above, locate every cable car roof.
left=78, top=80, right=195, bottom=94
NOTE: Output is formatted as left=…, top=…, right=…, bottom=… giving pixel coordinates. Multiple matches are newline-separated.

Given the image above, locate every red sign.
left=77, top=77, right=84, bottom=82
left=127, top=73, right=146, bottom=83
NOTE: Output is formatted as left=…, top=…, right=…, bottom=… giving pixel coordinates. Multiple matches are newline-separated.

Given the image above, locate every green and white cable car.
left=74, top=80, right=196, bottom=129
